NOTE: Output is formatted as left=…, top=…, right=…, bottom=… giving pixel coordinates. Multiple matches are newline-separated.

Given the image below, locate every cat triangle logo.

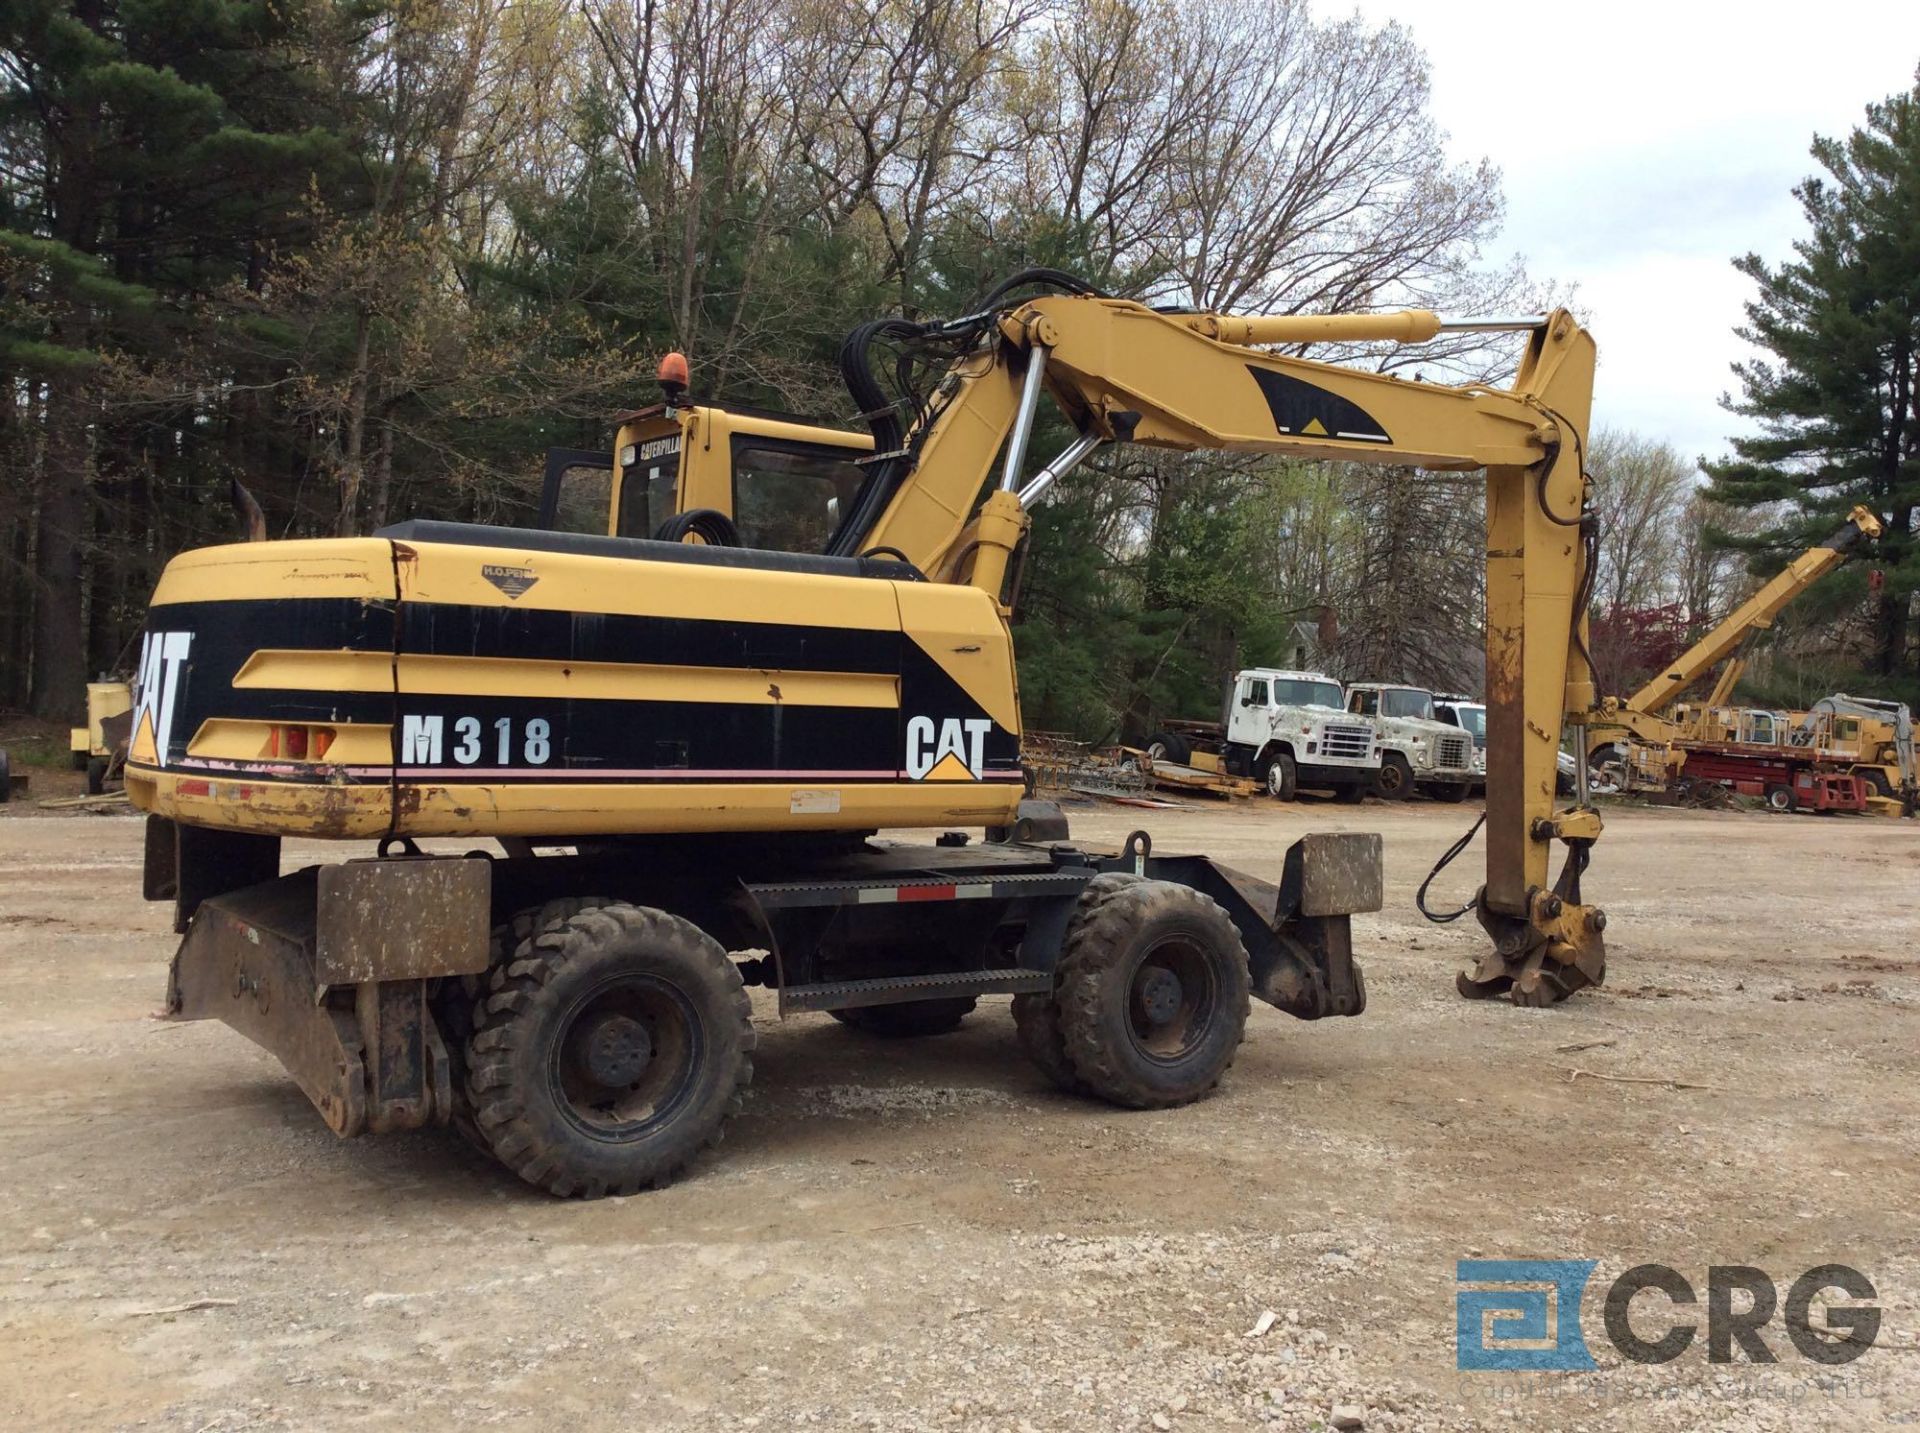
left=923, top=751, right=976, bottom=782
left=128, top=710, right=159, bottom=766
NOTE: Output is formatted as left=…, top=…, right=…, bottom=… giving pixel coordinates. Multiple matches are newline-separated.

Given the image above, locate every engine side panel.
left=126, top=535, right=1024, bottom=839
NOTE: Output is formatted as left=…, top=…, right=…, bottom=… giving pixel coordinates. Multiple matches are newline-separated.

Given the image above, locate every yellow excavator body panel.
left=125, top=530, right=1024, bottom=840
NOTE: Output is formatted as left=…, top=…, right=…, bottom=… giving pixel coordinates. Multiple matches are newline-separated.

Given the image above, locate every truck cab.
left=1431, top=693, right=1490, bottom=791
left=1346, top=683, right=1475, bottom=801
left=1224, top=668, right=1380, bottom=800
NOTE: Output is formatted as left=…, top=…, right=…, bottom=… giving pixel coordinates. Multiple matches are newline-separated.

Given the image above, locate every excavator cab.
left=541, top=380, right=874, bottom=554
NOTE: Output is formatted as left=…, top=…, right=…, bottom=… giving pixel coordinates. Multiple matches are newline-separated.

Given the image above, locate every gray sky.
left=1327, top=0, right=1920, bottom=464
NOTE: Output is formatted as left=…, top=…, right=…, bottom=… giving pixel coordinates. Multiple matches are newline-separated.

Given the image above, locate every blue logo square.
left=1457, top=1259, right=1598, bottom=1370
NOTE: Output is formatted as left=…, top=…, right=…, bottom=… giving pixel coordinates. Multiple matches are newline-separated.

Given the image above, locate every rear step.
left=780, top=968, right=1051, bottom=1013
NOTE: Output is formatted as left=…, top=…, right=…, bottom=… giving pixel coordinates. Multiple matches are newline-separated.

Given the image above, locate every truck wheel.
left=1333, top=782, right=1367, bottom=804
left=1766, top=785, right=1794, bottom=813
left=1262, top=751, right=1297, bottom=800
left=1434, top=780, right=1471, bottom=803
left=830, top=997, right=976, bottom=1037
left=1859, top=768, right=1892, bottom=800
left=70, top=747, right=88, bottom=771
left=1373, top=752, right=1414, bottom=800
left=1014, top=872, right=1144, bottom=1093
left=1144, top=731, right=1191, bottom=764
left=85, top=756, right=108, bottom=795
left=466, top=901, right=754, bottom=1197
left=1056, top=879, right=1251, bottom=1109
left=0, top=748, right=10, bottom=803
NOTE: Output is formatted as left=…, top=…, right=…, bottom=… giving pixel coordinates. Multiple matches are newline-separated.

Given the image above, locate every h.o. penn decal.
left=482, top=563, right=539, bottom=599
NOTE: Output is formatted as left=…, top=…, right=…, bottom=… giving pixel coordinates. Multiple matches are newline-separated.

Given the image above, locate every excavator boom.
left=654, top=286, right=1609, bottom=1003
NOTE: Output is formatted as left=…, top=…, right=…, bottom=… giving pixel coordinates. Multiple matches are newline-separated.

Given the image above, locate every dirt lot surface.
left=1, top=797, right=1915, bottom=1432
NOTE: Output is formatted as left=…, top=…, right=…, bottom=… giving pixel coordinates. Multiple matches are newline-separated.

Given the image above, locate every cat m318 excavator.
left=127, top=271, right=1605, bottom=1196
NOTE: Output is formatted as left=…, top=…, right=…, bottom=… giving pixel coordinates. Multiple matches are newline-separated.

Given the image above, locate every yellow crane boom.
left=1625, top=506, right=1882, bottom=719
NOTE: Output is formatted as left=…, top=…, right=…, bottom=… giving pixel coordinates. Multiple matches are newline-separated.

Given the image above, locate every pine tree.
left=1, top=0, right=357, bottom=713
left=1704, top=75, right=1920, bottom=679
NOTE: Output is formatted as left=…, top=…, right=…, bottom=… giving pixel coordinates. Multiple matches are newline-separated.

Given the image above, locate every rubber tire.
left=1013, top=872, right=1145, bottom=1093
left=466, top=902, right=753, bottom=1197
left=0, top=748, right=10, bottom=803
left=1373, top=752, right=1414, bottom=801
left=1333, top=782, right=1367, bottom=804
left=1766, top=785, right=1794, bottom=813
left=1144, top=731, right=1191, bottom=764
left=85, top=756, right=107, bottom=795
left=1434, top=780, right=1471, bottom=803
left=829, top=997, right=976, bottom=1037
left=440, top=897, right=608, bottom=1154
left=71, top=747, right=88, bottom=771
left=1859, top=768, right=1893, bottom=800
left=1263, top=750, right=1297, bottom=801
left=1055, top=879, right=1252, bottom=1110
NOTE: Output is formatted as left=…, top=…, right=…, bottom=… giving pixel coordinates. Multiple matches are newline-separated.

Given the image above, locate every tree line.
left=4, top=2, right=1916, bottom=733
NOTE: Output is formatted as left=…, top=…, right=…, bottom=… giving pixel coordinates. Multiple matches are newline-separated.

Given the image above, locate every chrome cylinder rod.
left=1435, top=316, right=1550, bottom=333
left=998, top=345, right=1051, bottom=492
left=1017, top=432, right=1103, bottom=507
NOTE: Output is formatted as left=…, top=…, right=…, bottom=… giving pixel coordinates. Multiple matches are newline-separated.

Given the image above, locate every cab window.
left=731, top=441, right=866, bottom=553
left=1380, top=688, right=1433, bottom=720
left=1244, top=678, right=1270, bottom=707
left=615, top=435, right=682, bottom=539
left=550, top=462, right=613, bottom=535
left=1349, top=690, right=1379, bottom=716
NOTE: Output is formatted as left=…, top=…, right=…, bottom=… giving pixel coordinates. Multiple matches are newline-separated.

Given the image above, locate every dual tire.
left=1013, top=873, right=1252, bottom=1109
left=453, top=900, right=754, bottom=1198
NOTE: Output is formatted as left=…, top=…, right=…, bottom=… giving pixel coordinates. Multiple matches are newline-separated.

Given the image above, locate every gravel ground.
left=0, top=796, right=1915, bottom=1431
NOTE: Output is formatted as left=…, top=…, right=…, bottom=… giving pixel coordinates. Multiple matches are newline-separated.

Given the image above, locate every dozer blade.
left=164, top=861, right=485, bottom=1135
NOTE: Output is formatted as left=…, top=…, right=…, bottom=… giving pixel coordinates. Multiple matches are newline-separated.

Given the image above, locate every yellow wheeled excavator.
left=128, top=271, right=1608, bottom=1196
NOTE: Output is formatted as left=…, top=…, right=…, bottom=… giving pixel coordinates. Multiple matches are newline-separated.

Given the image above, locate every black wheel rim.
left=1125, top=934, right=1219, bottom=1064
left=548, top=972, right=703, bottom=1141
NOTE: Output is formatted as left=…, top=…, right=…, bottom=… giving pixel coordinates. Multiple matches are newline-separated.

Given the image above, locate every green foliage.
left=1704, top=78, right=1920, bottom=678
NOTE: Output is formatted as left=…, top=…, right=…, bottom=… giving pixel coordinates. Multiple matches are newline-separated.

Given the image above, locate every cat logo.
left=905, top=716, right=991, bottom=781
left=128, top=631, right=192, bottom=769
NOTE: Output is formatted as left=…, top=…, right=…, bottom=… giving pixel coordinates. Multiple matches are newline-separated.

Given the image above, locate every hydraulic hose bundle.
left=824, top=269, right=1105, bottom=557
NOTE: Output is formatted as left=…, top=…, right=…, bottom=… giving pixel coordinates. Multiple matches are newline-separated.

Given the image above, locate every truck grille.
left=1436, top=734, right=1471, bottom=771
left=1320, top=724, right=1373, bottom=761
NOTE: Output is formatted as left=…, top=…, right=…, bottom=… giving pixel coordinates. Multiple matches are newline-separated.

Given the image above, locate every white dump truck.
left=1147, top=668, right=1381, bottom=800
left=1344, top=683, right=1476, bottom=801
